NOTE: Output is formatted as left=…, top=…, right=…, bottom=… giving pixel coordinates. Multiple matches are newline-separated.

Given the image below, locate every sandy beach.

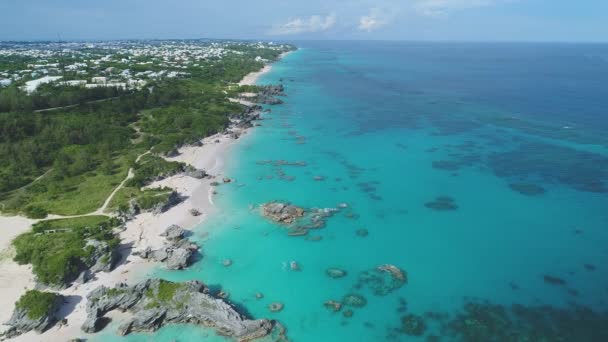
left=6, top=132, right=241, bottom=341
left=0, top=55, right=281, bottom=340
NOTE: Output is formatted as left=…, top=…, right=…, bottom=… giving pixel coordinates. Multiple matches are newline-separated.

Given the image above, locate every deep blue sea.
left=103, top=42, right=608, bottom=341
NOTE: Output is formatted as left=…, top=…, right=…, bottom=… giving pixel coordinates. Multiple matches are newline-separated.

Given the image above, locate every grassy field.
left=0, top=147, right=147, bottom=216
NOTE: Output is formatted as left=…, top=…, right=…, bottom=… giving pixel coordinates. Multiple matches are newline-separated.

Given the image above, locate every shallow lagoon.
left=102, top=42, right=608, bottom=341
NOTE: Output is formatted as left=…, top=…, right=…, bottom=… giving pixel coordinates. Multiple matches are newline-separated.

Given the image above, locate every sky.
left=1, top=0, right=607, bottom=42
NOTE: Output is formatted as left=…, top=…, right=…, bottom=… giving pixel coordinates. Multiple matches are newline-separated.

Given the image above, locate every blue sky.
left=1, top=0, right=607, bottom=42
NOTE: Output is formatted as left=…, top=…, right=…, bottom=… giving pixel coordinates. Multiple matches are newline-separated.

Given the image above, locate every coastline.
left=0, top=52, right=288, bottom=341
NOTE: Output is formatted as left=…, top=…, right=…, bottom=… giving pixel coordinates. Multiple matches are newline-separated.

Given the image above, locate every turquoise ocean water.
left=103, top=42, right=608, bottom=341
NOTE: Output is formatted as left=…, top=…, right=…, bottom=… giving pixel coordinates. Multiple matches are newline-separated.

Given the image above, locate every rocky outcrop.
left=189, top=208, right=202, bottom=216
left=261, top=202, right=304, bottom=224
left=81, top=279, right=275, bottom=341
left=159, top=224, right=185, bottom=241
left=230, top=105, right=263, bottom=130
left=257, top=85, right=285, bottom=105
left=120, top=191, right=184, bottom=220
left=136, top=225, right=198, bottom=270
left=2, top=292, right=63, bottom=339
left=261, top=201, right=347, bottom=239
left=184, top=167, right=207, bottom=179
left=86, top=239, right=120, bottom=274
left=151, top=191, right=184, bottom=215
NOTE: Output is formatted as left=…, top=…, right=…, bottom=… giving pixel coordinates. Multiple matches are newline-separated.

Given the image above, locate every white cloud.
left=358, top=8, right=389, bottom=32
left=414, top=0, right=503, bottom=17
left=270, top=14, right=336, bottom=35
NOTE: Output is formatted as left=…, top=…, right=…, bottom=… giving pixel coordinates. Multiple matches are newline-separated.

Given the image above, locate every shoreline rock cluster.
left=135, top=224, right=199, bottom=270
left=260, top=201, right=343, bottom=237
left=81, top=278, right=275, bottom=341
left=257, top=85, right=286, bottom=105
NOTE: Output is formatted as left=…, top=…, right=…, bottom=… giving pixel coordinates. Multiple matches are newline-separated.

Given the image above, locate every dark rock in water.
left=439, top=299, right=608, bottom=341
left=261, top=202, right=305, bottom=224
left=567, top=288, right=579, bottom=297
left=343, top=309, right=354, bottom=318
left=305, top=235, right=323, bottom=242
left=324, top=300, right=342, bottom=312
left=343, top=294, right=367, bottom=308
left=356, top=265, right=407, bottom=296
left=400, top=314, right=426, bottom=336
left=326, top=268, right=347, bottom=279
left=509, top=182, right=546, bottom=196
left=287, top=228, right=308, bottom=236
left=543, top=275, right=566, bottom=286
left=584, top=264, right=596, bottom=271
left=81, top=279, right=275, bottom=341
left=268, top=302, right=284, bottom=312
left=432, top=160, right=461, bottom=171
left=425, top=196, right=458, bottom=211
left=2, top=291, right=63, bottom=339
left=356, top=229, right=369, bottom=237
left=488, top=142, right=608, bottom=193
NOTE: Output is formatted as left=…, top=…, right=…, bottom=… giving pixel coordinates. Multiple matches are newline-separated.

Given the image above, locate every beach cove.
left=0, top=53, right=286, bottom=341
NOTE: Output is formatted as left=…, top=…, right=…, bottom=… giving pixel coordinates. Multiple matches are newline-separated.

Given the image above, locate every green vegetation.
left=31, top=215, right=119, bottom=233
left=2, top=41, right=294, bottom=287
left=15, top=290, right=59, bottom=320
left=108, top=186, right=173, bottom=214
left=127, top=154, right=186, bottom=188
left=145, top=280, right=185, bottom=309
left=12, top=215, right=120, bottom=285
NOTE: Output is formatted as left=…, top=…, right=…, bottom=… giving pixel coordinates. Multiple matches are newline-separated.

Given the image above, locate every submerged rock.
left=356, top=229, right=369, bottom=237
left=268, top=302, right=284, bottom=313
left=401, top=314, right=426, bottom=336
left=81, top=279, right=275, bottom=340
left=356, top=265, right=407, bottom=296
left=424, top=196, right=458, bottom=211
left=326, top=268, right=347, bottom=279
left=324, top=300, right=342, bottom=312
left=343, top=294, right=367, bottom=308
left=543, top=275, right=566, bottom=286
left=509, top=182, right=546, bottom=196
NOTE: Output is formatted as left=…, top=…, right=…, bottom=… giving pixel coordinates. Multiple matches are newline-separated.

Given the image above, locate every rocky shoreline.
left=1, top=62, right=292, bottom=341
left=82, top=279, right=275, bottom=340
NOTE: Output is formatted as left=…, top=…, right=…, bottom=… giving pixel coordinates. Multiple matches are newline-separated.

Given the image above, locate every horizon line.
left=1, top=37, right=608, bottom=45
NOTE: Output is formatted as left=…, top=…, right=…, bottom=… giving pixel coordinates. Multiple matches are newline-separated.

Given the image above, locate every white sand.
left=0, top=216, right=37, bottom=332
left=238, top=51, right=291, bottom=86
left=239, top=65, right=272, bottom=86
left=1, top=55, right=284, bottom=340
